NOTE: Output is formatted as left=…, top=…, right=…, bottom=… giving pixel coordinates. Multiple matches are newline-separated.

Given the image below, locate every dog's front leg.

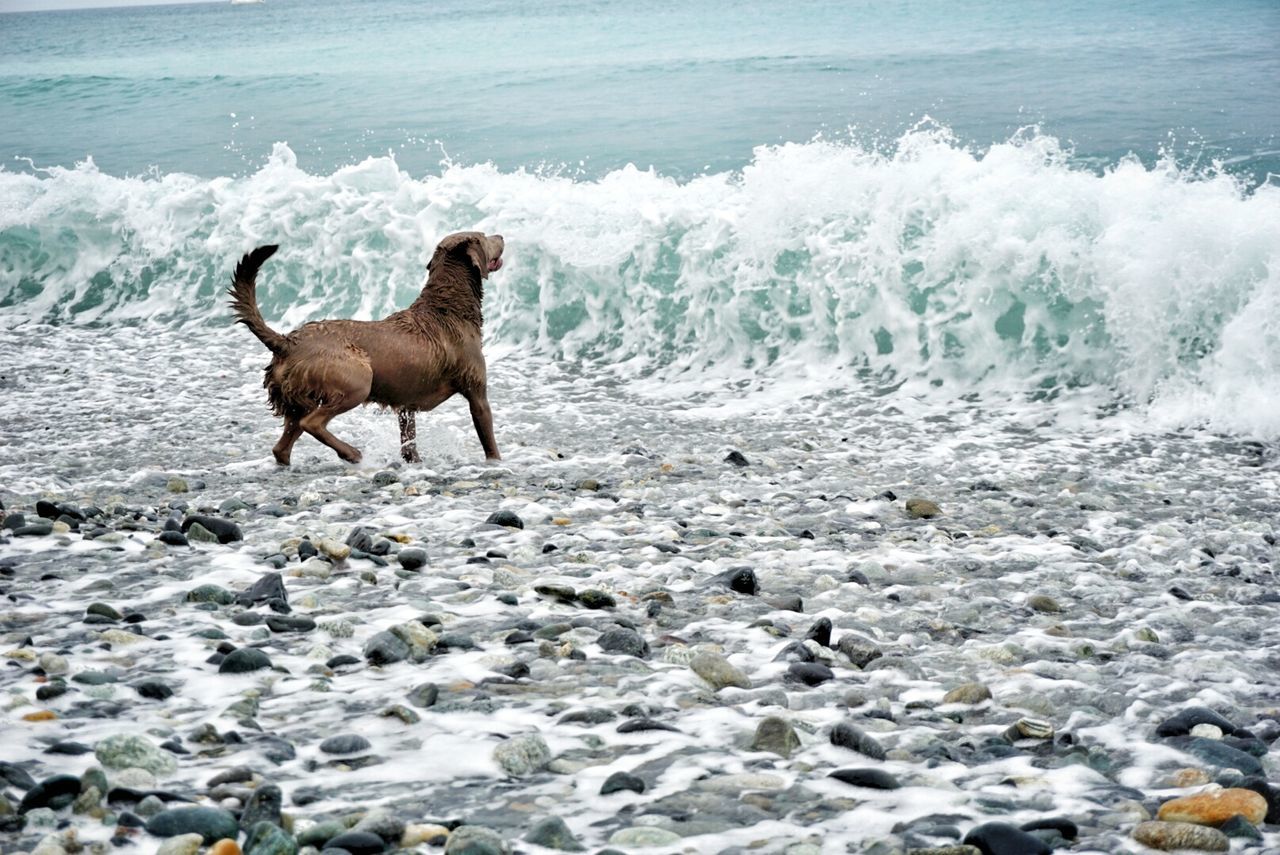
left=464, top=389, right=501, bottom=461
left=397, top=409, right=421, bottom=463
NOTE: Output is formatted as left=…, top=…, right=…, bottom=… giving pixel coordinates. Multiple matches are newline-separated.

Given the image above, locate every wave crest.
left=2, top=130, right=1278, bottom=434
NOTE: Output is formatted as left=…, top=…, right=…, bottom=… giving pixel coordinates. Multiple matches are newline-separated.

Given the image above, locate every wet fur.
left=228, top=232, right=505, bottom=465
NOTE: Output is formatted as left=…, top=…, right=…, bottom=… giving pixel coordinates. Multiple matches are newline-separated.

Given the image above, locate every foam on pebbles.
left=3, top=328, right=1280, bottom=854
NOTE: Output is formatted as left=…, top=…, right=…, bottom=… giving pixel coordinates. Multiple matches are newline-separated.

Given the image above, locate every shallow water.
left=2, top=327, right=1279, bottom=852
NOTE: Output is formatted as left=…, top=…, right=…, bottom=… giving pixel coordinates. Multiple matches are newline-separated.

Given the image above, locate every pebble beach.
left=2, top=327, right=1279, bottom=855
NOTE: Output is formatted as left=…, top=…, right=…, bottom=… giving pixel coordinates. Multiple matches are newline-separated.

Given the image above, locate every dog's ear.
left=464, top=235, right=490, bottom=280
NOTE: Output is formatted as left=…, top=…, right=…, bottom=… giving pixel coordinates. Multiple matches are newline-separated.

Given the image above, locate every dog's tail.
left=228, top=244, right=288, bottom=355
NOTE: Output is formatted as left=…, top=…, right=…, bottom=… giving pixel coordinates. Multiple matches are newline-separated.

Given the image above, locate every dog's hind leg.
left=272, top=417, right=303, bottom=466
left=300, top=404, right=365, bottom=464
left=397, top=409, right=421, bottom=463
left=463, top=387, right=501, bottom=461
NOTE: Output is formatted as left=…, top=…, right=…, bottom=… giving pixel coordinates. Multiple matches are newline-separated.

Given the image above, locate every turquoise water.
left=2, top=0, right=1278, bottom=180
left=2, top=0, right=1280, bottom=435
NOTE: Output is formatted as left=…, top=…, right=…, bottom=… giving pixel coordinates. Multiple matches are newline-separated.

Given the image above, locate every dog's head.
left=428, top=231, right=505, bottom=280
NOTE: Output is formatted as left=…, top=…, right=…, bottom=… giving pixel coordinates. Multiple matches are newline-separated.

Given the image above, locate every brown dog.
left=229, top=231, right=505, bottom=465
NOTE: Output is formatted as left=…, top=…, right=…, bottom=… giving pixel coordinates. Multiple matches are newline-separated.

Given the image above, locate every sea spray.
left=3, top=129, right=1278, bottom=433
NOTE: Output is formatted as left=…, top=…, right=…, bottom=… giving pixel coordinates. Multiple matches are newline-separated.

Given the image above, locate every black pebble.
left=787, top=662, right=834, bottom=686
left=0, top=761, right=37, bottom=790
left=324, top=830, right=388, bottom=855
left=598, top=627, right=649, bottom=658
left=724, top=450, right=749, bottom=466
left=36, top=683, right=70, bottom=702
left=828, top=768, right=900, bottom=790
left=134, top=680, right=175, bottom=700
left=805, top=617, right=832, bottom=648
left=157, top=530, right=189, bottom=546
left=236, top=572, right=288, bottom=607
left=485, top=510, right=524, bottom=529
left=346, top=526, right=375, bottom=552
left=962, top=821, right=1053, bottom=855
left=218, top=647, right=272, bottom=674
left=1154, top=706, right=1237, bottom=737
left=716, top=566, right=758, bottom=595
left=600, top=771, right=646, bottom=795
left=19, top=774, right=82, bottom=812
left=266, top=615, right=316, bottom=633
left=180, top=514, right=243, bottom=544
left=616, top=718, right=681, bottom=734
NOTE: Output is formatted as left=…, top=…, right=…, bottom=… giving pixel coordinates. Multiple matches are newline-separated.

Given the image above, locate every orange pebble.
left=1158, top=788, right=1268, bottom=826
left=208, top=839, right=242, bottom=855
left=21, top=710, right=56, bottom=722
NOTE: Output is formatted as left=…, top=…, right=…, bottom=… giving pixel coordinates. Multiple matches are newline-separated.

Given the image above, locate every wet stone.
left=236, top=572, right=288, bottom=607
left=1218, top=815, right=1262, bottom=840
left=493, top=734, right=551, bottom=777
left=364, top=630, right=411, bottom=665
left=243, top=820, right=297, bottom=855
left=145, top=806, right=239, bottom=844
left=19, top=775, right=82, bottom=813
left=323, top=829, right=388, bottom=854
left=837, top=634, right=883, bottom=668
left=905, top=498, right=941, bottom=519
left=352, top=809, right=405, bottom=844
left=829, top=768, right=901, bottom=790
left=397, top=547, right=427, bottom=570
left=597, top=627, right=649, bottom=658
left=576, top=589, right=616, bottom=609
left=265, top=615, right=315, bottom=633
left=218, top=647, right=272, bottom=674
left=752, top=716, right=801, bottom=757
left=95, top=734, right=177, bottom=776
left=186, top=584, right=235, bottom=606
left=485, top=510, right=524, bottom=529
left=943, top=682, right=992, bottom=704
left=1171, top=736, right=1264, bottom=775
left=1157, top=788, right=1267, bottom=825
left=446, top=826, right=507, bottom=855
left=600, top=771, right=646, bottom=795
left=1155, top=707, right=1237, bottom=738
left=319, top=733, right=372, bottom=755
left=408, top=682, right=440, bottom=707
left=829, top=722, right=886, bottom=760
left=715, top=566, right=758, bottom=595
left=524, top=816, right=585, bottom=851
left=1132, top=820, right=1229, bottom=851
left=180, top=515, right=242, bottom=544
left=238, top=783, right=282, bottom=830
left=86, top=602, right=122, bottom=621
left=787, top=661, right=834, bottom=685
left=804, top=617, right=832, bottom=647
left=961, top=822, right=1052, bottom=855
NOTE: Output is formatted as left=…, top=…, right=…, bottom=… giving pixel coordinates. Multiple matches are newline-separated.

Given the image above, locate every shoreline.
left=2, top=329, right=1278, bottom=854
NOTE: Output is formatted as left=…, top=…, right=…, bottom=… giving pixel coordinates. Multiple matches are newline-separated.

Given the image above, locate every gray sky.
left=1, top=0, right=213, bottom=12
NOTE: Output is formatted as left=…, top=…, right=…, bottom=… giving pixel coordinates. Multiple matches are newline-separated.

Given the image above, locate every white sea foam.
left=2, top=129, right=1278, bottom=435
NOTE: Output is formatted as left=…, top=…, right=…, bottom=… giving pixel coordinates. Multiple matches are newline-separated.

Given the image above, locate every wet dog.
left=229, top=231, right=505, bottom=465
